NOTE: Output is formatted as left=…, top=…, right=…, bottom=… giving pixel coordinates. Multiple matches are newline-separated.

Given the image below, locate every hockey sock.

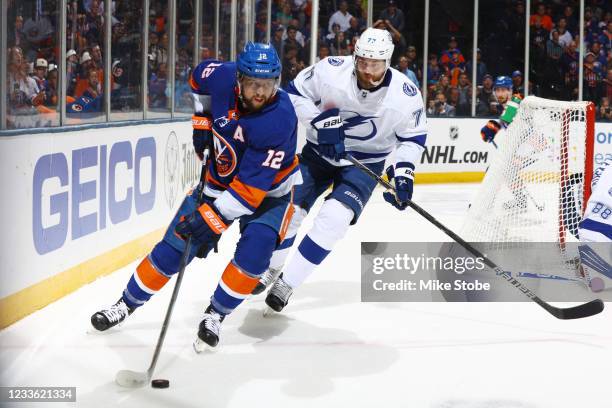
left=210, top=261, right=260, bottom=315
left=283, top=199, right=352, bottom=288
left=210, top=223, right=278, bottom=314
left=122, top=241, right=183, bottom=309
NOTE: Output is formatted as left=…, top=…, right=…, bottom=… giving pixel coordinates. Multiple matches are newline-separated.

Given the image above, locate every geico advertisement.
left=594, top=122, right=612, bottom=165
left=32, top=139, right=156, bottom=255
left=0, top=122, right=197, bottom=297
left=419, top=119, right=496, bottom=173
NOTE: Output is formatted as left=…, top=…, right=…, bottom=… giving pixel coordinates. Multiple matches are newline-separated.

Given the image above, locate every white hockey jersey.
left=286, top=56, right=427, bottom=166
left=580, top=157, right=612, bottom=242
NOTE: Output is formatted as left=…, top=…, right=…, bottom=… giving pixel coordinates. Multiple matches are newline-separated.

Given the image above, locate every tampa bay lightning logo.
left=403, top=82, right=418, bottom=96
left=328, top=57, right=344, bottom=66
left=342, top=111, right=378, bottom=141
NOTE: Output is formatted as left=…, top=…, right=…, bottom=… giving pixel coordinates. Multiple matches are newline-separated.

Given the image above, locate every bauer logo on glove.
left=192, top=112, right=214, bottom=161
left=383, top=163, right=415, bottom=211
left=311, top=108, right=346, bottom=161
left=175, top=202, right=230, bottom=244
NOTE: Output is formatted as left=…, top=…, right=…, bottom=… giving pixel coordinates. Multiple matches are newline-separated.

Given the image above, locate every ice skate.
left=90, top=298, right=134, bottom=331
left=193, top=305, right=225, bottom=353
left=251, top=266, right=282, bottom=295
left=263, top=274, right=293, bottom=316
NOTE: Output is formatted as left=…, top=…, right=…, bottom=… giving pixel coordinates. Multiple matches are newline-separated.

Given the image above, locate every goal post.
left=461, top=97, right=595, bottom=284
left=558, top=102, right=595, bottom=247
left=463, top=96, right=595, bottom=244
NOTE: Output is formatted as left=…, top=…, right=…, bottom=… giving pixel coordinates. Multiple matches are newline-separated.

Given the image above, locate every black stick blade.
left=545, top=299, right=604, bottom=320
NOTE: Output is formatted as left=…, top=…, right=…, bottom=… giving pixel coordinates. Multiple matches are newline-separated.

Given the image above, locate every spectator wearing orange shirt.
left=530, top=3, right=553, bottom=32
left=439, top=36, right=466, bottom=86
left=74, top=51, right=104, bottom=98
left=82, top=69, right=102, bottom=101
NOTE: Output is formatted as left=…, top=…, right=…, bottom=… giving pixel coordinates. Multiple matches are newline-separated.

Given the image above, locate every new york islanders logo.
left=213, top=132, right=238, bottom=177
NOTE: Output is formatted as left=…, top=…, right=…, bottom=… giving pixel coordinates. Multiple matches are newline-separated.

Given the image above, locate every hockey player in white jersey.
left=577, top=157, right=612, bottom=292
left=580, top=158, right=612, bottom=242
left=253, top=27, right=428, bottom=312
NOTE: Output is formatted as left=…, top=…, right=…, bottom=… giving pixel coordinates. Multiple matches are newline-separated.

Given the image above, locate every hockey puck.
left=151, top=379, right=170, bottom=388
left=362, top=242, right=387, bottom=255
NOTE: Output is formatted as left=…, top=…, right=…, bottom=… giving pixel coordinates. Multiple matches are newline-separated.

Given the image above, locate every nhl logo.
left=449, top=126, right=459, bottom=140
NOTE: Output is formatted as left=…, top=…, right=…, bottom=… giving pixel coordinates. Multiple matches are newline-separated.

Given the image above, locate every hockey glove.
left=480, top=120, right=501, bottom=143
left=311, top=108, right=345, bottom=161
left=175, top=202, right=230, bottom=247
left=192, top=112, right=213, bottom=161
left=383, top=163, right=415, bottom=211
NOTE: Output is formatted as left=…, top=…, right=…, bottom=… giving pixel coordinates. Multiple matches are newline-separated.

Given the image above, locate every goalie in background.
left=478, top=75, right=521, bottom=147
left=578, top=157, right=612, bottom=293
left=479, top=76, right=532, bottom=211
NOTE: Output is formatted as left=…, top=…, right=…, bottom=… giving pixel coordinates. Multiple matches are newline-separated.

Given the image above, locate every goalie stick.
left=116, top=149, right=210, bottom=388
left=346, top=154, right=604, bottom=320
left=491, top=140, right=545, bottom=212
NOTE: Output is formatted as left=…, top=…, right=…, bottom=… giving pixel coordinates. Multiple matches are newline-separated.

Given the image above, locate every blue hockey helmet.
left=493, top=76, right=513, bottom=90
left=236, top=42, right=281, bottom=79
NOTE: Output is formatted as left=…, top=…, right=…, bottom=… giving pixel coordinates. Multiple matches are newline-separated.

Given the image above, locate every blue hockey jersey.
left=189, top=60, right=301, bottom=220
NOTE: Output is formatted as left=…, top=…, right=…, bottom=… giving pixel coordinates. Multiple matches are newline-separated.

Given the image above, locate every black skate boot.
left=193, top=305, right=225, bottom=352
left=91, top=298, right=134, bottom=331
left=264, top=274, right=293, bottom=313
left=251, top=267, right=282, bottom=295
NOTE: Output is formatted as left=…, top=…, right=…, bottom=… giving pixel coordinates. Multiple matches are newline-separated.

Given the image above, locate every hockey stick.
left=491, top=140, right=545, bottom=212
left=116, top=149, right=210, bottom=388
left=525, top=190, right=545, bottom=212
left=346, top=154, right=604, bottom=320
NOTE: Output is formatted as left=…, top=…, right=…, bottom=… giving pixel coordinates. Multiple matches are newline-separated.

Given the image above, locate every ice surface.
left=1, top=184, right=610, bottom=408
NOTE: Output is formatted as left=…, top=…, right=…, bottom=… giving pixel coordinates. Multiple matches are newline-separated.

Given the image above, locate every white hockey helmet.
left=354, top=27, right=395, bottom=70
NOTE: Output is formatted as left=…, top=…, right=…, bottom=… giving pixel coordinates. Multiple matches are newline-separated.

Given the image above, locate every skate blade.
left=262, top=306, right=277, bottom=317
left=86, top=326, right=114, bottom=335
left=193, top=337, right=217, bottom=354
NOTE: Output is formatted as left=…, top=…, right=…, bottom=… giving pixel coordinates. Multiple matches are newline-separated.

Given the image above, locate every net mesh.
left=461, top=96, right=593, bottom=280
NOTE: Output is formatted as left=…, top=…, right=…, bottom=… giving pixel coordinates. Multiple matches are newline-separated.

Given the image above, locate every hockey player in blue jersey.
left=253, top=28, right=428, bottom=312
left=91, top=43, right=301, bottom=349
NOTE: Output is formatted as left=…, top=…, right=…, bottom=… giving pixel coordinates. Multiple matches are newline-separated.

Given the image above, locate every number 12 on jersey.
left=263, top=149, right=285, bottom=169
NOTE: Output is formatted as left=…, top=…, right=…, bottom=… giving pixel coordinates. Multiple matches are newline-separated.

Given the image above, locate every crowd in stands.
left=6, top=0, right=197, bottom=128
left=4, top=0, right=612, bottom=129
left=265, top=0, right=610, bottom=119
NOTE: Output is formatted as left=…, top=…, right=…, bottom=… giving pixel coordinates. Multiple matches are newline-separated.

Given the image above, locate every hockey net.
left=461, top=96, right=595, bottom=282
